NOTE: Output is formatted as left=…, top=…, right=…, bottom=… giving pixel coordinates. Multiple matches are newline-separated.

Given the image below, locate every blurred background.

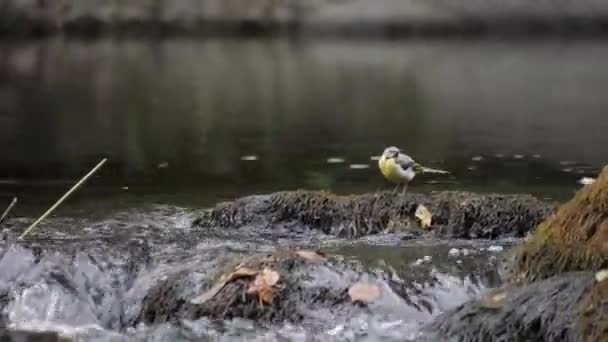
left=1, top=0, right=607, bottom=212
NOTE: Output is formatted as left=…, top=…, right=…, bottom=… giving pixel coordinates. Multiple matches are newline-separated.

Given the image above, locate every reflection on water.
left=0, top=38, right=607, bottom=208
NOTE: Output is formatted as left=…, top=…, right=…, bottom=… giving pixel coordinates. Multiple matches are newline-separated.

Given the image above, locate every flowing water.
left=0, top=37, right=606, bottom=341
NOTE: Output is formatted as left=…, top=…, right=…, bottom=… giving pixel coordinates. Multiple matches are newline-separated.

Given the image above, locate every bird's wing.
left=395, top=153, right=416, bottom=171
left=397, top=153, right=451, bottom=174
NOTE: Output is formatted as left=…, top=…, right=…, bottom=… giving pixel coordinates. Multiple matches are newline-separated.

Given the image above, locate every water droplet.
left=370, top=156, right=381, bottom=161
left=513, top=154, right=524, bottom=159
left=157, top=162, right=169, bottom=169
left=532, top=154, right=542, bottom=159
left=471, top=156, right=483, bottom=162
left=240, top=155, right=259, bottom=161
left=349, top=164, right=369, bottom=169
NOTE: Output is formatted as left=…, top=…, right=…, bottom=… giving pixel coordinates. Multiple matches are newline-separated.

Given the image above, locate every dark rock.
left=134, top=248, right=439, bottom=326
left=0, top=329, right=70, bottom=342
left=195, top=190, right=555, bottom=239
left=576, top=273, right=608, bottom=342
left=424, top=272, right=595, bottom=342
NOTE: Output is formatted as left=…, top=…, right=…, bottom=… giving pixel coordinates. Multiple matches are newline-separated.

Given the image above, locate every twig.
left=0, top=197, right=17, bottom=224
left=18, top=158, right=107, bottom=240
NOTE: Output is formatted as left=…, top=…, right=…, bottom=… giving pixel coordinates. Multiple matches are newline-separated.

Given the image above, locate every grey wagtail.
left=378, top=146, right=450, bottom=194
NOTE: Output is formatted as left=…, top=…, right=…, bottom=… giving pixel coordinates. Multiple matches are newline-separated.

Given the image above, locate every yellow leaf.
left=415, top=205, right=432, bottom=228
left=348, top=282, right=380, bottom=304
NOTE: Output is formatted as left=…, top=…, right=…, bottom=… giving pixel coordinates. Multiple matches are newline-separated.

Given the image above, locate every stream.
left=0, top=37, right=606, bottom=341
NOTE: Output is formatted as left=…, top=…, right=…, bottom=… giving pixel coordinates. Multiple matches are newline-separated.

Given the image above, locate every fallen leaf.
left=348, top=282, right=380, bottom=304
left=191, top=274, right=231, bottom=305
left=296, top=250, right=327, bottom=263
left=191, top=267, right=258, bottom=305
left=247, top=268, right=281, bottom=306
left=415, top=205, right=432, bottom=228
left=261, top=268, right=280, bottom=286
left=231, top=267, right=258, bottom=279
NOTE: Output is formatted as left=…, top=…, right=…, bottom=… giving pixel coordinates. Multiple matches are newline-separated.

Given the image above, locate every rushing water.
left=0, top=37, right=606, bottom=340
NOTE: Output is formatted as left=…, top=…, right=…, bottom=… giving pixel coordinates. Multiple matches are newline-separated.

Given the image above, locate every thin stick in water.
left=18, top=158, right=108, bottom=240
left=0, top=197, right=18, bottom=224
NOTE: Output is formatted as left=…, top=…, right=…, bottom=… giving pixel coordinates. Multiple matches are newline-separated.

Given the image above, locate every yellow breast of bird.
left=378, top=157, right=405, bottom=184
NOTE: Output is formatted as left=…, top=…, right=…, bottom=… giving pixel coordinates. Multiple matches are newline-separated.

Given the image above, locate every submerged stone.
left=194, top=190, right=555, bottom=239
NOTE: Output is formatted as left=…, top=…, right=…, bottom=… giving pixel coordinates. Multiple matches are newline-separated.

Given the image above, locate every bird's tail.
left=414, top=163, right=451, bottom=175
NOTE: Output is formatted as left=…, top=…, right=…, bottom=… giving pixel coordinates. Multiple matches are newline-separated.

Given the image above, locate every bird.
left=378, top=146, right=450, bottom=195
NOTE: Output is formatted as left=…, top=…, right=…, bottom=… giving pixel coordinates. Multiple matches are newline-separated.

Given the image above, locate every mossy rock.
left=134, top=248, right=435, bottom=326
left=196, top=190, right=554, bottom=239
left=511, top=166, right=608, bottom=284
left=576, top=271, right=608, bottom=342
left=423, top=272, right=595, bottom=342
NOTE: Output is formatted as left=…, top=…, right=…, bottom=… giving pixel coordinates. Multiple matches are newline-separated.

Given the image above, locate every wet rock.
left=511, top=165, right=608, bottom=284
left=0, top=329, right=69, bottom=342
left=195, top=190, right=555, bottom=239
left=576, top=271, right=608, bottom=342
left=423, top=272, right=595, bottom=342
left=135, top=248, right=437, bottom=326
left=424, top=166, right=608, bottom=342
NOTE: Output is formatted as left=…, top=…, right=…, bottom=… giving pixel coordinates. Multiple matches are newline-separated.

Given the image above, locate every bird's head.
left=382, top=146, right=400, bottom=159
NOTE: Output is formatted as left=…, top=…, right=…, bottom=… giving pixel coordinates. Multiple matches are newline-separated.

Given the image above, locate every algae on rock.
left=195, top=190, right=554, bottom=239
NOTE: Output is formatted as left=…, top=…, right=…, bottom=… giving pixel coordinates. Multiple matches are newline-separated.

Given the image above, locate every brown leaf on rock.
left=295, top=250, right=327, bottom=263
left=191, top=267, right=258, bottom=305
left=415, top=205, right=433, bottom=228
left=261, top=268, right=280, bottom=286
left=348, top=282, right=381, bottom=304
left=247, top=268, right=281, bottom=306
left=231, top=266, right=258, bottom=279
left=191, top=274, right=231, bottom=305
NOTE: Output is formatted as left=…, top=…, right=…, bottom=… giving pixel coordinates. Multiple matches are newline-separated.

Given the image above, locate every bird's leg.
left=392, top=184, right=400, bottom=195
left=401, top=183, right=408, bottom=196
